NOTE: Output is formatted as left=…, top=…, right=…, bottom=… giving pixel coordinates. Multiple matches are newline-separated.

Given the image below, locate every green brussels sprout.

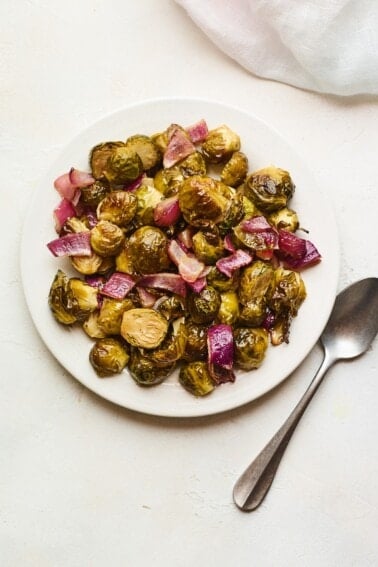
left=65, top=278, right=99, bottom=322
left=115, top=241, right=135, bottom=275
left=97, top=297, right=135, bottom=336
left=244, top=166, right=295, bottom=213
left=221, top=151, right=248, bottom=187
left=268, top=207, right=299, bottom=232
left=178, top=175, right=229, bottom=227
left=134, top=181, right=164, bottom=225
left=182, top=321, right=208, bottom=362
left=83, top=311, right=106, bottom=339
left=70, top=251, right=106, bottom=275
left=142, top=320, right=187, bottom=367
left=61, top=217, right=90, bottom=235
left=90, top=220, right=125, bottom=257
left=125, top=134, right=161, bottom=172
left=268, top=268, right=306, bottom=318
left=48, top=269, right=77, bottom=325
left=239, top=261, right=275, bottom=305
left=104, top=146, right=143, bottom=186
left=96, top=190, right=137, bottom=227
left=179, top=361, right=216, bottom=396
left=238, top=299, right=266, bottom=327
left=187, top=286, right=221, bottom=324
left=234, top=327, right=269, bottom=370
left=217, top=190, right=244, bottom=235
left=127, top=226, right=170, bottom=274
left=89, top=337, right=129, bottom=376
left=155, top=295, right=186, bottom=321
left=80, top=180, right=110, bottom=207
left=150, top=130, right=169, bottom=154
left=202, top=124, right=241, bottom=164
left=89, top=141, right=125, bottom=180
left=179, top=151, right=207, bottom=177
left=121, top=308, right=169, bottom=349
left=207, top=266, right=240, bottom=292
left=192, top=230, right=224, bottom=265
left=218, top=291, right=240, bottom=325
left=153, top=167, right=184, bottom=196
left=128, top=347, right=174, bottom=386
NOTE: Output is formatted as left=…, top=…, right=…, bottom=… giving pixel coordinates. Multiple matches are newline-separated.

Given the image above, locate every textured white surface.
left=1, top=1, right=378, bottom=566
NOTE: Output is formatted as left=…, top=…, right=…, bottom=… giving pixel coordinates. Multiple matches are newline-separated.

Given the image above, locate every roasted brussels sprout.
left=103, top=146, right=143, bottom=186
left=70, top=252, right=105, bottom=275
left=127, top=226, right=170, bottom=274
left=153, top=167, right=184, bottom=196
left=90, top=220, right=125, bottom=257
left=61, top=217, right=90, bottom=235
left=125, top=134, right=161, bottom=172
left=133, top=181, right=164, bottom=225
left=80, top=180, right=110, bottom=207
left=155, top=295, right=186, bottom=321
left=48, top=269, right=77, bottom=325
left=234, top=328, right=269, bottom=370
left=187, top=286, right=221, bottom=324
left=179, top=151, right=207, bottom=177
left=97, top=191, right=137, bottom=227
left=121, top=308, right=169, bottom=349
left=182, top=321, right=208, bottom=362
left=128, top=347, right=174, bottom=386
left=244, top=167, right=295, bottom=213
left=192, top=230, right=224, bottom=265
left=202, top=125, right=241, bottom=164
left=89, top=338, right=129, bottom=376
left=238, top=299, right=266, bottom=327
left=221, top=151, right=248, bottom=187
left=150, top=130, right=169, bottom=154
left=217, top=190, right=244, bottom=235
left=207, top=266, right=239, bottom=292
left=218, top=291, right=239, bottom=325
left=239, top=261, right=275, bottom=305
left=269, top=207, right=299, bottom=232
left=97, top=297, right=135, bottom=336
left=268, top=268, right=306, bottom=318
left=83, top=311, right=106, bottom=339
left=65, top=278, right=99, bottom=322
left=178, top=175, right=229, bottom=227
left=142, top=320, right=187, bottom=367
left=241, top=195, right=260, bottom=220
left=90, top=141, right=125, bottom=180
left=115, top=242, right=134, bottom=275
left=179, top=361, right=216, bottom=396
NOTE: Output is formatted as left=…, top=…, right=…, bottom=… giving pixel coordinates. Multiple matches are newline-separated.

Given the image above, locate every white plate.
left=20, top=97, right=339, bottom=418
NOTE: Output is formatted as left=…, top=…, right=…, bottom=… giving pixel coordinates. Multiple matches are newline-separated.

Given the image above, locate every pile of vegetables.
left=47, top=119, right=321, bottom=397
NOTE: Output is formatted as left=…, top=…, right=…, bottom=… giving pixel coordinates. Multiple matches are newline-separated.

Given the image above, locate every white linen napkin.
left=175, top=0, right=378, bottom=96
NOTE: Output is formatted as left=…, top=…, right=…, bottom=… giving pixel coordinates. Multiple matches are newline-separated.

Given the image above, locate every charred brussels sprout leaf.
left=80, top=180, right=110, bottom=208
left=244, top=167, right=295, bottom=213
left=103, top=146, right=143, bottom=186
left=192, top=230, right=224, bottom=265
left=97, top=191, right=137, bottom=227
left=125, top=134, right=161, bottom=172
left=183, top=321, right=208, bottom=362
left=129, top=348, right=174, bottom=386
left=127, top=226, right=170, bottom=274
left=178, top=175, right=229, bottom=227
left=48, top=269, right=77, bottom=325
left=179, top=361, right=216, bottom=396
left=187, top=286, right=221, bottom=324
left=234, top=327, right=269, bottom=370
left=121, top=308, right=169, bottom=349
left=90, top=141, right=125, bottom=180
left=90, top=220, right=125, bottom=257
left=221, top=151, right=248, bottom=187
left=89, top=338, right=129, bottom=376
left=268, top=208, right=299, bottom=232
left=202, top=125, right=241, bottom=164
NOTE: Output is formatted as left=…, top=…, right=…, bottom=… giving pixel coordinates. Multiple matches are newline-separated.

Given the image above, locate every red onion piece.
left=177, top=227, right=194, bottom=250
left=216, top=249, right=252, bottom=277
left=281, top=240, right=321, bottom=270
left=186, top=119, right=209, bottom=143
left=223, top=234, right=236, bottom=253
left=138, top=273, right=187, bottom=297
left=54, top=172, right=77, bottom=202
left=241, top=216, right=273, bottom=232
left=207, top=324, right=234, bottom=369
left=136, top=286, right=157, bottom=307
left=47, top=231, right=92, bottom=257
left=69, top=168, right=95, bottom=188
left=100, top=272, right=136, bottom=299
left=85, top=275, right=105, bottom=289
left=168, top=240, right=205, bottom=283
left=278, top=229, right=307, bottom=259
left=163, top=127, right=196, bottom=168
left=54, top=168, right=94, bottom=202
left=208, top=364, right=236, bottom=385
left=53, top=198, right=77, bottom=233
left=124, top=173, right=145, bottom=192
left=187, top=277, right=207, bottom=293
left=153, top=196, right=181, bottom=227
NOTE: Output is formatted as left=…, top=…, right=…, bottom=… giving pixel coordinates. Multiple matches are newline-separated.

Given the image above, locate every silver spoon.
left=233, top=277, right=378, bottom=512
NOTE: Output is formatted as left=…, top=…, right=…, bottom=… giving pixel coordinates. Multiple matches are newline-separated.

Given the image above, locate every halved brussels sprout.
left=182, top=321, right=208, bottom=362
left=218, top=291, right=239, bottom=325
left=125, top=134, right=161, bottom=172
left=80, top=180, right=110, bottom=207
left=97, top=297, right=135, bottom=336
left=239, top=261, right=275, bottom=305
left=65, top=278, right=99, bottom=321
left=268, top=207, right=299, bottom=232
left=234, top=327, right=269, bottom=370
left=244, top=166, right=295, bottom=213
left=207, top=266, right=240, bottom=292
left=179, top=361, right=216, bottom=396
left=90, top=220, right=125, bottom=257
left=128, top=347, right=174, bottom=386
left=83, top=311, right=106, bottom=339
left=89, top=337, right=129, bottom=376
left=97, top=191, right=137, bottom=227
left=202, top=125, right=241, bottom=164
left=133, top=181, right=164, bottom=225
left=121, top=308, right=169, bottom=348
left=48, top=269, right=77, bottom=325
left=192, top=230, right=224, bottom=265
left=104, top=146, right=143, bottom=186
left=187, top=286, right=221, bottom=324
left=90, top=141, right=125, bottom=180
left=127, top=226, right=170, bottom=274
left=221, top=151, right=248, bottom=187
left=70, top=252, right=105, bottom=275
left=178, top=175, right=229, bottom=227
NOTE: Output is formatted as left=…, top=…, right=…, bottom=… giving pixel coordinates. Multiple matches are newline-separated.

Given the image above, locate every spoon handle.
left=233, top=349, right=335, bottom=512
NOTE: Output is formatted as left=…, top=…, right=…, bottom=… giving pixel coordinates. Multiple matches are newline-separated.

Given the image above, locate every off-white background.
left=1, top=1, right=378, bottom=566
